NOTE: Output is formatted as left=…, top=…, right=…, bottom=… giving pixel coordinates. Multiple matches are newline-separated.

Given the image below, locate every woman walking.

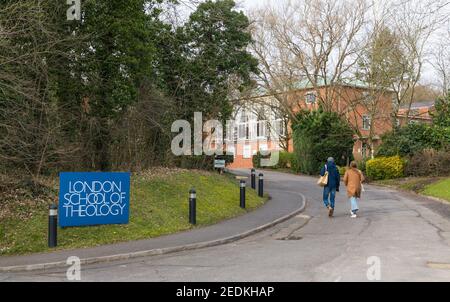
left=343, top=161, right=365, bottom=218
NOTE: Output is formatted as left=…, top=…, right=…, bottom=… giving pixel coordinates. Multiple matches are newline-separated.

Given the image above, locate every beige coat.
left=343, top=168, right=365, bottom=198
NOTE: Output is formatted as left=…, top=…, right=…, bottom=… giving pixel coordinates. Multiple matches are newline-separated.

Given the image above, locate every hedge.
left=404, top=148, right=450, bottom=177
left=366, top=156, right=405, bottom=180
left=252, top=151, right=299, bottom=171
left=337, top=165, right=347, bottom=176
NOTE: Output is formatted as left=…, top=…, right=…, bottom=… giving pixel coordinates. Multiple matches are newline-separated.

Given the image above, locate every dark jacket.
left=320, top=161, right=340, bottom=190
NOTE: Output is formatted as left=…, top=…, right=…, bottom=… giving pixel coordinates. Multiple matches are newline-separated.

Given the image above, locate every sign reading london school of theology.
left=58, top=172, right=131, bottom=227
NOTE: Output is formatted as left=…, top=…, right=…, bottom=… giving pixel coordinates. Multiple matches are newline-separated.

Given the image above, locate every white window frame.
left=275, top=119, right=285, bottom=137
left=257, top=120, right=267, bottom=138
left=362, top=115, right=371, bottom=130
left=238, top=123, right=248, bottom=140
left=305, top=91, right=317, bottom=104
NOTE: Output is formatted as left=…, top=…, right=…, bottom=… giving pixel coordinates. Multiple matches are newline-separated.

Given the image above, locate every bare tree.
left=245, top=0, right=369, bottom=151
left=431, top=25, right=450, bottom=95
left=0, top=1, right=83, bottom=179
left=351, top=17, right=403, bottom=158
left=384, top=0, right=448, bottom=124
left=260, top=0, right=367, bottom=110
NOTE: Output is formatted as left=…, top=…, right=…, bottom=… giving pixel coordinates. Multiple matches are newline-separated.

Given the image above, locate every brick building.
left=397, top=100, right=435, bottom=125
left=226, top=80, right=394, bottom=169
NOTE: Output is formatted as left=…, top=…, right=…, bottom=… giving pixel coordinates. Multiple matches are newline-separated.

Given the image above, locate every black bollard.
left=48, top=204, right=57, bottom=248
left=258, top=173, right=264, bottom=197
left=240, top=180, right=246, bottom=209
left=251, top=168, right=256, bottom=189
left=189, top=188, right=196, bottom=225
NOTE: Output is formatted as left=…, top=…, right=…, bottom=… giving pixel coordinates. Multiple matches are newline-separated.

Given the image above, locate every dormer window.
left=305, top=92, right=317, bottom=104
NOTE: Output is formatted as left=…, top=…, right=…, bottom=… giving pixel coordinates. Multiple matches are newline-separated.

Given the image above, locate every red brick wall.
left=226, top=140, right=281, bottom=169
left=228, top=86, right=394, bottom=168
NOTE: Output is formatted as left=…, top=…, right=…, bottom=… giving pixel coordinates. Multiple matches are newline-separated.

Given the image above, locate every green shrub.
left=252, top=151, right=267, bottom=169
left=292, top=109, right=354, bottom=175
left=377, top=123, right=450, bottom=157
left=178, top=155, right=214, bottom=170
left=337, top=165, right=347, bottom=176
left=366, top=156, right=405, bottom=180
left=431, top=92, right=450, bottom=127
left=215, top=154, right=234, bottom=165
left=253, top=151, right=296, bottom=170
left=289, top=152, right=300, bottom=172
left=278, top=151, right=290, bottom=168
left=404, top=148, right=450, bottom=177
left=357, top=160, right=367, bottom=173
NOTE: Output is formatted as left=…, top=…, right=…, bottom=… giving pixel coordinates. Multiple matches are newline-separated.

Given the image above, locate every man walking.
left=320, top=157, right=340, bottom=217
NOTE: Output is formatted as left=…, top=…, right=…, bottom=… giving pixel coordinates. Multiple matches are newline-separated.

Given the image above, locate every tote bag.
left=317, top=165, right=328, bottom=187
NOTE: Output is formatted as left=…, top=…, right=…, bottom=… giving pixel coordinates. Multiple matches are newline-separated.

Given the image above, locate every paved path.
left=2, top=170, right=450, bottom=281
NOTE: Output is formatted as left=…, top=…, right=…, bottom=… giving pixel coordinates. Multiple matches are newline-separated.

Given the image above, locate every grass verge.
left=0, top=169, right=267, bottom=255
left=422, top=178, right=450, bottom=202
left=373, top=177, right=450, bottom=203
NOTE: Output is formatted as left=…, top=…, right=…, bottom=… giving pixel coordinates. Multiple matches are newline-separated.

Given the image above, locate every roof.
left=292, top=78, right=374, bottom=90
left=400, top=100, right=435, bottom=109
left=242, top=77, right=393, bottom=100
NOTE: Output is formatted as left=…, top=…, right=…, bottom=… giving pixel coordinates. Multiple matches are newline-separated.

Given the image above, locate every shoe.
left=328, top=207, right=334, bottom=217
left=350, top=211, right=357, bottom=218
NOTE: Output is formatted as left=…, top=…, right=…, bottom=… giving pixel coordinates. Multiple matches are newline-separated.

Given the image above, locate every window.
left=275, top=120, right=285, bottom=136
left=362, top=115, right=371, bottom=130
left=227, top=146, right=235, bottom=157
left=238, top=123, right=248, bottom=139
left=257, top=121, right=267, bottom=138
left=243, top=145, right=252, bottom=159
left=305, top=92, right=317, bottom=104
left=361, top=143, right=368, bottom=159
left=250, top=121, right=257, bottom=140
left=239, top=110, right=248, bottom=123
left=225, top=122, right=234, bottom=142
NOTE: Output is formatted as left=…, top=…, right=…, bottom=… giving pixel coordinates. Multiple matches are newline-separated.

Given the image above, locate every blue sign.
left=59, top=172, right=130, bottom=227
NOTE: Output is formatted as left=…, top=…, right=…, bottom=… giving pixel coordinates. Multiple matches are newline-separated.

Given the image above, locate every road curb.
left=0, top=193, right=307, bottom=273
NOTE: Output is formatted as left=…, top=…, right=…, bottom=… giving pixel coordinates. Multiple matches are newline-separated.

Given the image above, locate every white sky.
left=235, top=0, right=272, bottom=10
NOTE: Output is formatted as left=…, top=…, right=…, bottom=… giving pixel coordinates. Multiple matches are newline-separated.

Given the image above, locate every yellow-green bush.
left=366, top=156, right=405, bottom=180
left=337, top=165, right=347, bottom=176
